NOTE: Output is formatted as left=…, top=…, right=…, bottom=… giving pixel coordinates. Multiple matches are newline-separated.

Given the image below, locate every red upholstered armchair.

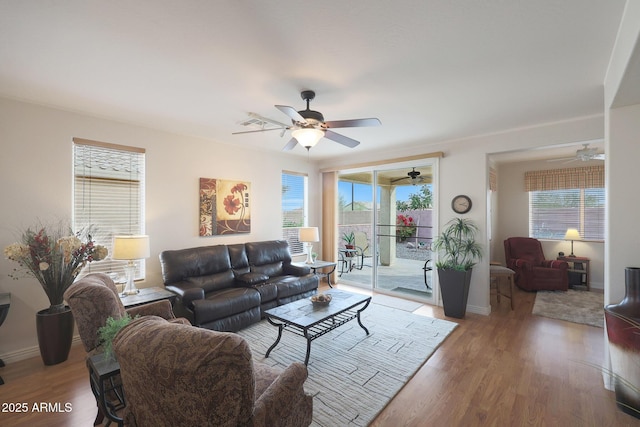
left=504, top=237, right=569, bottom=291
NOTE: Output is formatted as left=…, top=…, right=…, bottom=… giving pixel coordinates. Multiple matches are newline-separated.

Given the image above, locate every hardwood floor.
left=0, top=285, right=638, bottom=426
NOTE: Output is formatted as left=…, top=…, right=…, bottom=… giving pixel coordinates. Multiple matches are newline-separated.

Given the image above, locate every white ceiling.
left=0, top=1, right=628, bottom=161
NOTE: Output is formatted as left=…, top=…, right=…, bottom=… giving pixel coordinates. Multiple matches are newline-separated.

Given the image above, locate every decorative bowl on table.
left=310, top=293, right=332, bottom=306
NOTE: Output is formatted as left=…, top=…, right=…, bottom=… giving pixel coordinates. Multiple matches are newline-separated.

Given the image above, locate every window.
left=282, top=171, right=308, bottom=255
left=529, top=188, right=605, bottom=240
left=73, top=138, right=146, bottom=279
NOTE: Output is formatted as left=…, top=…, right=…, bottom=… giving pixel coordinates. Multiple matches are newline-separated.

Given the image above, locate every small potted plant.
left=432, top=218, right=483, bottom=318
left=342, top=231, right=355, bottom=257
left=98, top=314, right=136, bottom=360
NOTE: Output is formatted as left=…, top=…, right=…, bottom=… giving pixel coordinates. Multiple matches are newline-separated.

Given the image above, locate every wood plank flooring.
left=0, top=284, right=638, bottom=426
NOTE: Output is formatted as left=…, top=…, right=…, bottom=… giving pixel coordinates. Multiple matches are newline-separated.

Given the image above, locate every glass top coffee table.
left=263, top=289, right=371, bottom=365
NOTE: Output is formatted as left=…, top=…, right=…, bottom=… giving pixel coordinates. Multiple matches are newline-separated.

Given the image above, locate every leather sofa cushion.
left=160, top=245, right=231, bottom=285
left=270, top=275, right=318, bottom=299
left=192, top=287, right=260, bottom=324
left=229, top=243, right=250, bottom=275
left=252, top=283, right=278, bottom=303
left=246, top=240, right=291, bottom=265
left=252, top=262, right=284, bottom=277
left=236, top=272, right=269, bottom=286
left=186, top=270, right=235, bottom=293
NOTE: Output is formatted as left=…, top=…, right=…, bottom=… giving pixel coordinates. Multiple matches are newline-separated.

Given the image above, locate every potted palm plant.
left=432, top=218, right=483, bottom=318
left=342, top=231, right=356, bottom=257
left=4, top=221, right=108, bottom=365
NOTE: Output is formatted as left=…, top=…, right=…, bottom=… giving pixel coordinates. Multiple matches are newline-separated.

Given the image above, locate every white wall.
left=0, top=97, right=319, bottom=361
left=493, top=158, right=605, bottom=289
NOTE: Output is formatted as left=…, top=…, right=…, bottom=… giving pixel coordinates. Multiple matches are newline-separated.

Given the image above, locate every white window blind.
left=529, top=188, right=605, bottom=241
left=282, top=171, right=308, bottom=255
left=73, top=139, right=146, bottom=280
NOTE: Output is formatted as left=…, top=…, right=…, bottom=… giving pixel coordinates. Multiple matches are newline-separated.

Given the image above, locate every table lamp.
left=112, top=235, right=150, bottom=295
left=299, top=227, right=319, bottom=264
left=564, top=228, right=581, bottom=257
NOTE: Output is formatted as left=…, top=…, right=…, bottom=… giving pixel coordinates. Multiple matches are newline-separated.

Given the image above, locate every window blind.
left=526, top=165, right=605, bottom=241
left=282, top=171, right=308, bottom=255
left=529, top=188, right=605, bottom=241
left=73, top=139, right=146, bottom=280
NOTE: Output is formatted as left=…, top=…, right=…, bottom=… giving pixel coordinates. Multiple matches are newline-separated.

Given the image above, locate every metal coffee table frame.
left=264, top=290, right=371, bottom=365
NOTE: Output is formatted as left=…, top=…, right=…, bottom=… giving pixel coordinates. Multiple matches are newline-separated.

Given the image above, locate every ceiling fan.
left=549, top=144, right=605, bottom=163
left=392, top=168, right=426, bottom=185
left=233, top=90, right=381, bottom=151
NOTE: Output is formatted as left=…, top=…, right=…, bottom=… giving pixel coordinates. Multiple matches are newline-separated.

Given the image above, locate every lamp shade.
left=299, top=227, right=319, bottom=243
left=564, top=228, right=581, bottom=241
left=112, top=235, right=150, bottom=260
left=291, top=128, right=324, bottom=148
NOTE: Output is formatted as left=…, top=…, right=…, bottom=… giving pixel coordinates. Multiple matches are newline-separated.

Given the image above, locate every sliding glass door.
left=337, top=161, right=437, bottom=303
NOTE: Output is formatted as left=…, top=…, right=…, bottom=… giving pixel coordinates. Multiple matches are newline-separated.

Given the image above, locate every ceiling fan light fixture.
left=292, top=128, right=324, bottom=149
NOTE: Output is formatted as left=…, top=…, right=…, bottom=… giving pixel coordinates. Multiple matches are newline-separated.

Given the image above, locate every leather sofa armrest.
left=283, top=263, right=310, bottom=276
left=182, top=288, right=205, bottom=309
left=252, top=362, right=311, bottom=426
left=126, top=299, right=176, bottom=320
left=236, top=272, right=269, bottom=287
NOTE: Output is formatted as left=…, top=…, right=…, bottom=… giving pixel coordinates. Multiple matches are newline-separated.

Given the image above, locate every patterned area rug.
left=237, top=302, right=457, bottom=426
left=532, top=289, right=604, bottom=328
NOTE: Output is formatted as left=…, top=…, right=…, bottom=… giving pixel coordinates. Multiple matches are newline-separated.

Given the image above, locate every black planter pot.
left=437, top=268, right=473, bottom=319
left=36, top=306, right=74, bottom=366
left=605, top=267, right=640, bottom=419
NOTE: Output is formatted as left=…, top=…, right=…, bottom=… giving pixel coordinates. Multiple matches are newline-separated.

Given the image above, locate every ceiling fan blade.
left=275, top=105, right=307, bottom=124
left=282, top=138, right=298, bottom=151
left=391, top=176, right=409, bottom=183
left=324, top=130, right=360, bottom=148
left=593, top=154, right=605, bottom=160
left=324, top=118, right=381, bottom=128
left=232, top=127, right=286, bottom=135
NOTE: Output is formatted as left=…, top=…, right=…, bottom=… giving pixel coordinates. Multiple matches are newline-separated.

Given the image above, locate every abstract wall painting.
left=199, top=178, right=251, bottom=236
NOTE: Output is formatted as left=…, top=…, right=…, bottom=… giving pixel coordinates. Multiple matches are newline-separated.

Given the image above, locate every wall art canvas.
left=199, top=178, right=251, bottom=236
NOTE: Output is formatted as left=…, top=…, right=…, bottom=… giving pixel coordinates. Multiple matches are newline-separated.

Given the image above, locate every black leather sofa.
left=159, top=240, right=318, bottom=331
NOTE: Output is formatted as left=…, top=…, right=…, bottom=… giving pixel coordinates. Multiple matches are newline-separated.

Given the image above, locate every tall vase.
left=36, top=306, right=75, bottom=366
left=605, top=267, right=640, bottom=419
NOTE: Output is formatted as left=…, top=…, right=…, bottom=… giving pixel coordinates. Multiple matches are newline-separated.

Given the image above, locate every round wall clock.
left=451, top=195, right=472, bottom=214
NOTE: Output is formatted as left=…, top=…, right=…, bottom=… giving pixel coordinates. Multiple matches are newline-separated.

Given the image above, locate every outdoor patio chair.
left=353, top=231, right=378, bottom=270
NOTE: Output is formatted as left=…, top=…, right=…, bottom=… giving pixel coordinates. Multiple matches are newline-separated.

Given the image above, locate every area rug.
left=532, top=289, right=604, bottom=328
left=237, top=303, right=457, bottom=426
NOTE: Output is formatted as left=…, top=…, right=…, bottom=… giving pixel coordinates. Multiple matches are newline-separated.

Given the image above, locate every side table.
left=294, top=260, right=338, bottom=288
left=87, top=352, right=124, bottom=426
left=557, top=256, right=590, bottom=291
left=120, top=286, right=176, bottom=308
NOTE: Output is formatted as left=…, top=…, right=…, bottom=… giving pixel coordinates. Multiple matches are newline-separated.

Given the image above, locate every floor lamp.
left=113, top=235, right=150, bottom=295
left=299, top=227, right=319, bottom=264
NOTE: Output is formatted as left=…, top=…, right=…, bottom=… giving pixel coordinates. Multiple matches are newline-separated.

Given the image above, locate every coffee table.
left=263, top=289, right=371, bottom=365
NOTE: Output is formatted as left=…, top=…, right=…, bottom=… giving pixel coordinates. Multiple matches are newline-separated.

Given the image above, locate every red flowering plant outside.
left=4, top=221, right=108, bottom=313
left=396, top=214, right=417, bottom=240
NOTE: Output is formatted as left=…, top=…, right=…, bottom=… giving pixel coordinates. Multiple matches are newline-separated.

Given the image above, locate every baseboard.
left=467, top=304, right=491, bottom=316
left=0, top=335, right=82, bottom=364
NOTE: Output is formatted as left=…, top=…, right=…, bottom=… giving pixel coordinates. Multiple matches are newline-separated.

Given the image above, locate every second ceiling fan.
left=234, top=90, right=381, bottom=151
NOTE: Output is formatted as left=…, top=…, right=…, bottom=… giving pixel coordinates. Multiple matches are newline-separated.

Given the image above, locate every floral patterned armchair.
left=64, top=273, right=189, bottom=425
left=113, top=316, right=313, bottom=427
